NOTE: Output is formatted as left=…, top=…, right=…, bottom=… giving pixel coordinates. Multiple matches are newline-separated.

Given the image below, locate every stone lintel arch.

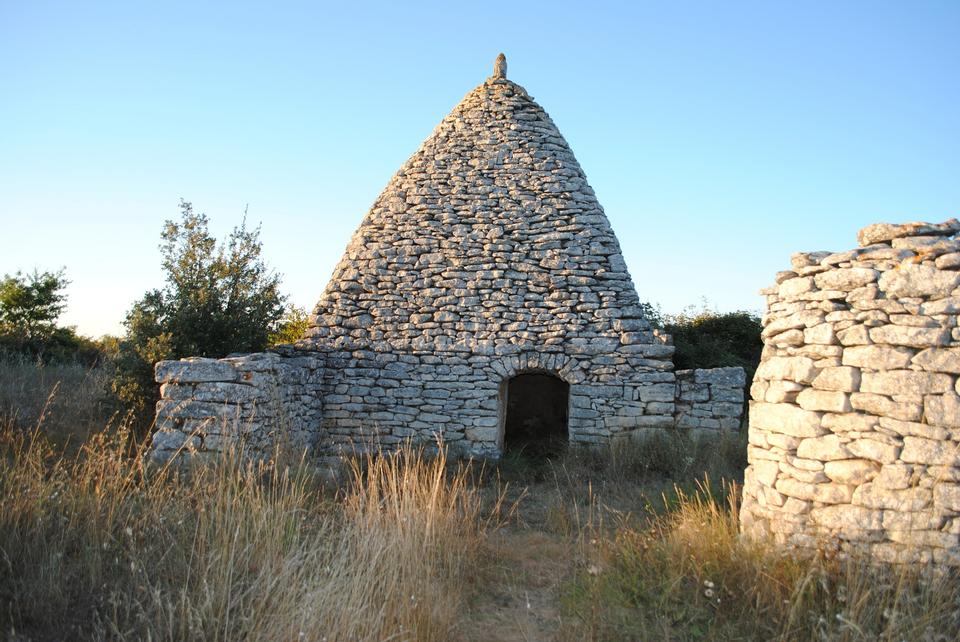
left=485, top=351, right=587, bottom=455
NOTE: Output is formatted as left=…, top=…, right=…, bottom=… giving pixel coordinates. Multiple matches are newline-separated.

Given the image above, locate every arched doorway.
left=501, top=371, right=569, bottom=457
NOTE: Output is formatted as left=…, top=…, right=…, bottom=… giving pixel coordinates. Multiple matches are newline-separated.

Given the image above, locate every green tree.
left=268, top=304, right=310, bottom=346
left=0, top=269, right=68, bottom=340
left=664, top=301, right=763, bottom=381
left=113, top=201, right=287, bottom=418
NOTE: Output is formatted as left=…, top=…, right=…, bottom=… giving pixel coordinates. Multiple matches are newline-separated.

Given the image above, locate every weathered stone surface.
left=878, top=264, right=960, bottom=299
left=901, top=436, right=960, bottom=466
left=750, top=402, right=825, bottom=437
left=852, top=483, right=931, bottom=511
left=811, top=366, right=860, bottom=392
left=823, top=459, right=880, bottom=484
left=923, top=392, right=960, bottom=428
left=811, top=505, right=883, bottom=531
left=837, top=324, right=871, bottom=346
left=912, top=348, right=960, bottom=374
left=933, top=484, right=960, bottom=511
left=847, top=438, right=901, bottom=464
left=796, top=434, right=851, bottom=461
left=796, top=389, right=851, bottom=413
left=842, top=345, right=914, bottom=369
left=754, top=356, right=819, bottom=384
left=850, top=392, right=922, bottom=421
left=814, top=268, right=878, bottom=291
left=868, top=324, right=950, bottom=348
left=857, top=219, right=960, bottom=247
left=156, top=358, right=238, bottom=383
left=860, top=370, right=952, bottom=396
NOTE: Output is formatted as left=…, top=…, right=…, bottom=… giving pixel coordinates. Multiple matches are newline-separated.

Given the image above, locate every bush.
left=663, top=302, right=763, bottom=381
left=112, top=201, right=287, bottom=421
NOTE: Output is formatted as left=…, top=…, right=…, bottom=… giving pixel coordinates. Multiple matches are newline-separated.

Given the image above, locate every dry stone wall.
left=741, top=219, right=960, bottom=566
left=674, top=368, right=746, bottom=433
left=151, top=348, right=324, bottom=463
left=147, top=56, right=747, bottom=464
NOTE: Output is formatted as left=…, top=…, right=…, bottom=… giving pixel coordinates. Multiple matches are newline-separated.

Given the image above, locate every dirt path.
left=459, top=480, right=593, bottom=642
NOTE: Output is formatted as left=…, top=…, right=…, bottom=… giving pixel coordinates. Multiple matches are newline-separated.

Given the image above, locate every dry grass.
left=0, top=419, right=489, bottom=641
left=0, top=358, right=115, bottom=451
left=561, top=480, right=960, bottom=641
left=2, top=361, right=959, bottom=641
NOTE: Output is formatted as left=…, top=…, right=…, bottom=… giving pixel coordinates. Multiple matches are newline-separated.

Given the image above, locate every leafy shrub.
left=112, top=201, right=287, bottom=421
left=661, top=302, right=763, bottom=381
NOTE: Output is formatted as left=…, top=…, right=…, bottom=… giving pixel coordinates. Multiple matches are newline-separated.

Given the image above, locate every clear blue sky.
left=2, top=1, right=958, bottom=338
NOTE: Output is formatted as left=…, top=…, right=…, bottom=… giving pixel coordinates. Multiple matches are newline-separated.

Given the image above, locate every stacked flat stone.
left=675, top=368, right=746, bottom=432
left=151, top=348, right=324, bottom=462
left=741, top=218, right=960, bottom=566
left=301, top=56, right=681, bottom=456
left=149, top=55, right=747, bottom=463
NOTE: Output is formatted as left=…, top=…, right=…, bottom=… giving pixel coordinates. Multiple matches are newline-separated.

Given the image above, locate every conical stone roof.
left=307, top=55, right=651, bottom=354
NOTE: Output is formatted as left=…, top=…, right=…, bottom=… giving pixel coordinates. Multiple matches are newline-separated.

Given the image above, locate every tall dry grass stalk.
left=0, top=358, right=114, bottom=449
left=563, top=479, right=960, bottom=641
left=0, top=419, right=488, bottom=641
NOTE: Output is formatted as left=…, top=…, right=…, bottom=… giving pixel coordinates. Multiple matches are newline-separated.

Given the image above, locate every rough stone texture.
left=674, top=368, right=746, bottom=432
left=742, top=219, right=960, bottom=566
left=151, top=348, right=324, bottom=463
left=150, top=56, right=746, bottom=464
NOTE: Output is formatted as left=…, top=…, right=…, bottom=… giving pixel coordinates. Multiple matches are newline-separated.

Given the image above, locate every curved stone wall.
left=741, top=219, right=960, bottom=566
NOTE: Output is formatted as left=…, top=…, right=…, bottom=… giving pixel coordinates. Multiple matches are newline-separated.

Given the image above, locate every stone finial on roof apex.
left=493, top=53, right=507, bottom=79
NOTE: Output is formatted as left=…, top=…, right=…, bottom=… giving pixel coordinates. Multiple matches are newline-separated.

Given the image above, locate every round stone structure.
left=741, top=218, right=960, bottom=566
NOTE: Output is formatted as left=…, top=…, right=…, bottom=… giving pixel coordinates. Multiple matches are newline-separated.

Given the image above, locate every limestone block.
left=811, top=367, right=861, bottom=393
left=797, top=434, right=851, bottom=461
left=860, top=370, right=952, bottom=396
left=868, top=324, right=950, bottom=348
left=920, top=297, right=960, bottom=315
left=156, top=399, right=237, bottom=420
left=780, top=460, right=828, bottom=483
left=935, top=252, right=960, bottom=269
left=766, top=432, right=801, bottom=450
left=754, top=356, right=819, bottom=384
left=764, top=380, right=804, bottom=403
left=150, top=429, right=200, bottom=451
left=775, top=478, right=853, bottom=504
left=875, top=464, right=918, bottom=490
left=879, top=264, right=960, bottom=300
left=753, top=459, right=780, bottom=487
left=796, top=389, right=851, bottom=413
left=693, top=367, right=746, bottom=387
left=847, top=438, right=901, bottom=464
left=882, top=510, right=945, bottom=531
left=925, top=392, right=960, bottom=427
left=842, top=345, right=914, bottom=369
left=933, top=483, right=960, bottom=511
left=887, top=529, right=960, bottom=549
left=155, top=358, right=238, bottom=384
left=850, top=392, right=922, bottom=422
left=878, top=416, right=948, bottom=440
left=811, top=505, right=883, bottom=531
left=821, top=412, right=878, bottom=432
left=823, top=459, right=880, bottom=484
left=750, top=402, right=826, bottom=438
left=636, top=383, right=676, bottom=402
left=804, top=323, right=837, bottom=345
left=814, top=268, right=879, bottom=291
left=901, top=436, right=960, bottom=466
left=837, top=325, right=871, bottom=346
left=857, top=219, right=960, bottom=247
left=913, top=348, right=960, bottom=374
left=852, top=483, right=931, bottom=511
left=778, top=276, right=816, bottom=298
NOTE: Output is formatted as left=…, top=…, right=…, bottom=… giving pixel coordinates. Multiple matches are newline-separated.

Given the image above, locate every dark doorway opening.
left=503, top=372, right=569, bottom=458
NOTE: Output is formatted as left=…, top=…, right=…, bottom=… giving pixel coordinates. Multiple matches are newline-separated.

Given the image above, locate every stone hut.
left=150, top=55, right=745, bottom=463
left=741, top=219, right=960, bottom=566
